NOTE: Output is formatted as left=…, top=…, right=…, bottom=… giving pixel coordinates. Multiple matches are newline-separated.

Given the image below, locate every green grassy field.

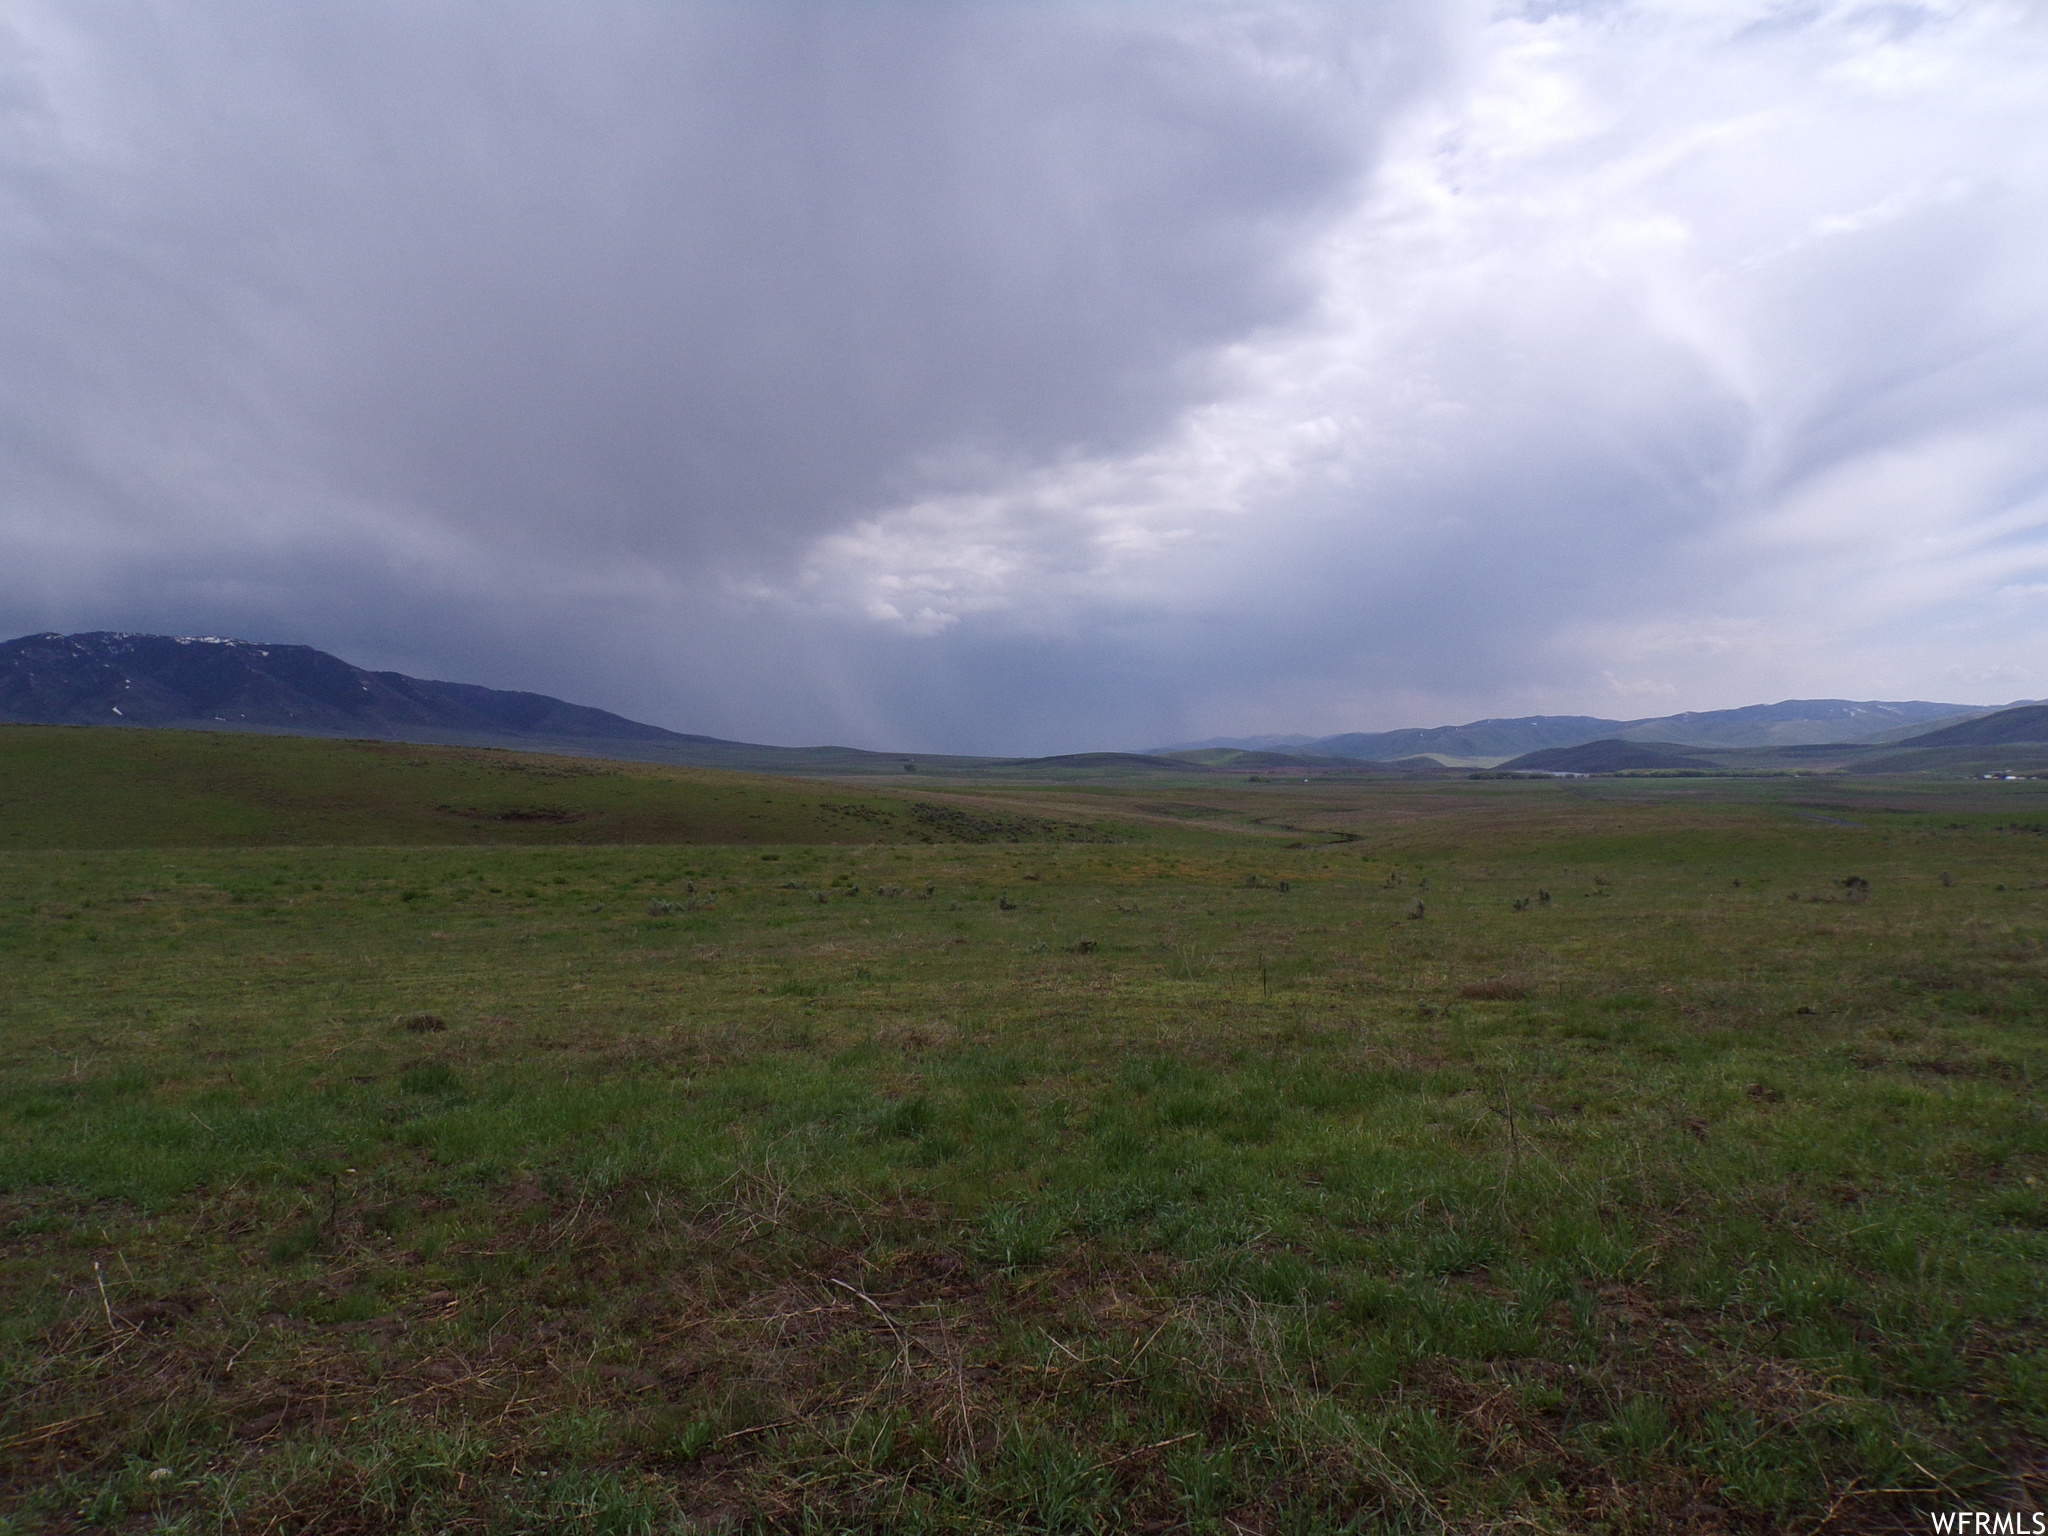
left=4, top=741, right=2048, bottom=1532
left=0, top=727, right=1117, bottom=850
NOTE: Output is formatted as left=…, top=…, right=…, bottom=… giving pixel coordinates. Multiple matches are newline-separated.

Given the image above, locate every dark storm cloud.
left=0, top=4, right=1393, bottom=668
left=3, top=2, right=2046, bottom=751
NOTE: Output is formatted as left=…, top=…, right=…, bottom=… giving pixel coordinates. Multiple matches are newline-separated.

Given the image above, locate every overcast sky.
left=3, top=1, right=2045, bottom=751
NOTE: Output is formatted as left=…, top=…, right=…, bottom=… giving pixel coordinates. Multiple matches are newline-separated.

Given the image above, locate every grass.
left=0, top=727, right=1117, bottom=850
left=4, top=744, right=2048, bottom=1531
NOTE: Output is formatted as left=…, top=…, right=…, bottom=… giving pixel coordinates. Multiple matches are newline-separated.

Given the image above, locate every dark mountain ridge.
left=0, top=632, right=713, bottom=743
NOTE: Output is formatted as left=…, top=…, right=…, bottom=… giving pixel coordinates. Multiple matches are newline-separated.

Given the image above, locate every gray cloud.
left=3, top=1, right=2046, bottom=751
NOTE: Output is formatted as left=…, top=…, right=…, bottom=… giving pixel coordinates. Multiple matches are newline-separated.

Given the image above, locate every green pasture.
left=0, top=726, right=1123, bottom=850
left=4, top=747, right=2048, bottom=1532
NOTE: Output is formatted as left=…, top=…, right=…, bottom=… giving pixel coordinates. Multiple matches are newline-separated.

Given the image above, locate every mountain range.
left=0, top=631, right=1377, bottom=780
left=0, top=631, right=962, bottom=776
left=0, top=631, right=694, bottom=741
left=1155, top=698, right=2029, bottom=764
left=7, top=631, right=2047, bottom=779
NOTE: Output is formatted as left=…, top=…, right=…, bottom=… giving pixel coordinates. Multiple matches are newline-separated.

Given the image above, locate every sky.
left=3, top=0, right=2046, bottom=753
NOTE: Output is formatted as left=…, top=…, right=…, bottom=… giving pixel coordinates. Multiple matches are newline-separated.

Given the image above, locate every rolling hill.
left=1494, top=717, right=2048, bottom=777
left=1609, top=698, right=1999, bottom=748
left=1161, top=698, right=2017, bottom=764
left=1889, top=704, right=2048, bottom=749
left=1152, top=748, right=1392, bottom=771
left=1305, top=716, right=1623, bottom=763
left=1493, top=740, right=1725, bottom=774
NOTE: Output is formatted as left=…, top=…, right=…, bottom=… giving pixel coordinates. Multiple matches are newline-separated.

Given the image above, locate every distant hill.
left=1890, top=704, right=2048, bottom=749
left=0, top=631, right=707, bottom=742
left=1154, top=748, right=1376, bottom=770
left=1497, top=725, right=2048, bottom=778
left=1498, top=740, right=1724, bottom=774
left=1849, top=743, right=2048, bottom=776
left=1152, top=734, right=1318, bottom=752
left=1157, top=698, right=2008, bottom=764
left=1609, top=699, right=1994, bottom=748
left=1306, top=717, right=1622, bottom=763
